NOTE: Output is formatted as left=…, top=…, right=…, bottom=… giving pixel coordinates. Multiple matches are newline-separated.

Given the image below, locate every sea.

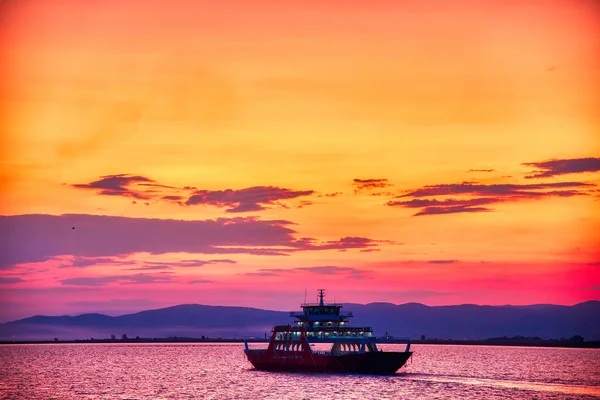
left=1, top=343, right=599, bottom=399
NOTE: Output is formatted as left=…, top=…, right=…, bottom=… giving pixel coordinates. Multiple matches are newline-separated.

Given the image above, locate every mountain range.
left=1, top=301, right=598, bottom=341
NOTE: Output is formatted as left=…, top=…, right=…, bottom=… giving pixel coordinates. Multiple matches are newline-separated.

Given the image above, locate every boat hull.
left=245, top=350, right=412, bottom=375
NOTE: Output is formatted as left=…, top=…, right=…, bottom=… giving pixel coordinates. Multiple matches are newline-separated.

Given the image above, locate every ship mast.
left=318, top=288, right=325, bottom=306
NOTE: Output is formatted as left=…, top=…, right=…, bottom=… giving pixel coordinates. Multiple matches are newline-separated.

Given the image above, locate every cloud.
left=60, top=273, right=172, bottom=286
left=523, top=157, right=600, bottom=179
left=324, top=192, right=343, bottom=197
left=162, top=195, right=184, bottom=201
left=399, top=181, right=591, bottom=198
left=414, top=206, right=491, bottom=216
left=67, top=298, right=157, bottom=308
left=73, top=175, right=315, bottom=212
left=296, top=266, right=368, bottom=279
left=427, top=259, right=458, bottom=264
left=57, top=256, right=136, bottom=268
left=468, top=169, right=495, bottom=173
left=126, top=265, right=172, bottom=271
left=0, top=214, right=383, bottom=267
left=290, top=236, right=381, bottom=251
left=359, top=249, right=381, bottom=253
left=247, top=265, right=371, bottom=280
left=133, top=259, right=237, bottom=268
left=188, top=279, right=213, bottom=284
left=387, top=181, right=593, bottom=216
left=72, top=174, right=164, bottom=200
left=185, top=186, right=314, bottom=212
left=0, top=277, right=25, bottom=284
left=353, top=178, right=393, bottom=194
left=387, top=198, right=499, bottom=208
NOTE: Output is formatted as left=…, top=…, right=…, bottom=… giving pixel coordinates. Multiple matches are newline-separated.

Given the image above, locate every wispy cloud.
left=523, top=157, right=600, bottom=179
left=427, top=259, right=458, bottom=264
left=60, top=273, right=172, bottom=286
left=128, top=259, right=237, bottom=270
left=577, top=286, right=600, bottom=291
left=72, top=174, right=174, bottom=200
left=57, top=256, right=136, bottom=269
left=185, top=186, right=315, bottom=212
left=399, top=181, right=590, bottom=198
left=290, top=236, right=382, bottom=251
left=245, top=265, right=371, bottom=280
left=353, top=178, right=393, bottom=194
left=188, top=279, right=213, bottom=284
left=387, top=181, right=592, bottom=216
left=468, top=169, right=495, bottom=173
left=0, top=277, right=25, bottom=284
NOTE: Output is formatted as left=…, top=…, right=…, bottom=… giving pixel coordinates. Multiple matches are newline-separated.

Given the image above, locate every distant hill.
left=1, top=301, right=598, bottom=341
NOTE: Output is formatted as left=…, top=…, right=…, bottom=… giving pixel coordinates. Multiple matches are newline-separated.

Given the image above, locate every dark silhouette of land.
left=1, top=300, right=598, bottom=344
left=1, top=335, right=598, bottom=349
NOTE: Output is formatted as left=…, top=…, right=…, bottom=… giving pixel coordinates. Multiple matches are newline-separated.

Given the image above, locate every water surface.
left=1, top=343, right=598, bottom=399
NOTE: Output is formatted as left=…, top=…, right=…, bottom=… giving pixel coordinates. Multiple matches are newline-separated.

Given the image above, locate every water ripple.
left=0, top=343, right=598, bottom=400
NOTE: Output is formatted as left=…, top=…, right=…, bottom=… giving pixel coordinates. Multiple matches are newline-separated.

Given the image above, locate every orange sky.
left=1, top=0, right=599, bottom=320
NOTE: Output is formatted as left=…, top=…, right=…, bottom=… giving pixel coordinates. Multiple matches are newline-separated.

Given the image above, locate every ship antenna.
left=318, top=288, right=325, bottom=306
left=304, top=289, right=307, bottom=305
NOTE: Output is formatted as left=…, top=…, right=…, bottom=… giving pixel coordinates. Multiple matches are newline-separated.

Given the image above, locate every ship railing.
left=376, top=337, right=412, bottom=352
left=311, top=350, right=331, bottom=356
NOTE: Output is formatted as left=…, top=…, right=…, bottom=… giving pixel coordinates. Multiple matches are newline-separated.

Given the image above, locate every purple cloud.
left=427, top=260, right=458, bottom=264
left=58, top=256, right=136, bottom=269
left=137, top=259, right=237, bottom=268
left=353, top=178, right=393, bottom=194
left=399, top=181, right=591, bottom=198
left=0, top=214, right=383, bottom=268
left=387, top=198, right=499, bottom=208
left=72, top=174, right=159, bottom=200
left=127, top=265, right=171, bottom=271
left=387, top=181, right=593, bottom=216
left=468, top=169, right=495, bottom=173
left=247, top=266, right=370, bottom=280
left=162, top=195, right=184, bottom=201
left=185, top=186, right=314, bottom=212
left=290, top=236, right=381, bottom=251
left=295, top=266, right=368, bottom=279
left=60, top=273, right=172, bottom=286
left=188, top=279, right=213, bottom=284
left=414, top=206, right=492, bottom=216
left=0, top=277, right=25, bottom=284
left=523, top=157, right=600, bottom=179
left=74, top=175, right=314, bottom=212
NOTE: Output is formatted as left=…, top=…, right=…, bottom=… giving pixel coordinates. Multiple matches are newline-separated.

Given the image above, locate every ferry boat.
left=244, top=289, right=412, bottom=374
